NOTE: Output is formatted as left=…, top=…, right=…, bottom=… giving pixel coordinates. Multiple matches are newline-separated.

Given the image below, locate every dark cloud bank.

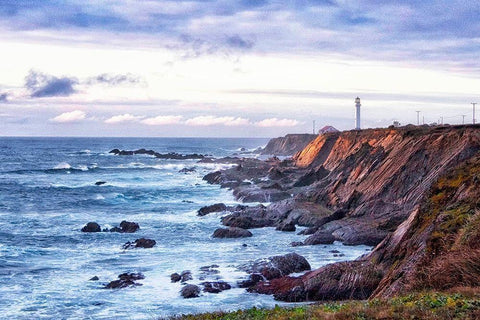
left=25, top=70, right=78, bottom=98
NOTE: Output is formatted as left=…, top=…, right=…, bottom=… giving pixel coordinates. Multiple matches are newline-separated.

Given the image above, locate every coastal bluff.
left=204, top=124, right=480, bottom=302
left=261, top=133, right=317, bottom=156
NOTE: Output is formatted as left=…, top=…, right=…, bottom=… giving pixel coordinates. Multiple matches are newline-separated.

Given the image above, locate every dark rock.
left=298, top=227, right=318, bottom=235
left=171, top=273, right=181, bottom=283
left=303, top=231, right=336, bottom=245
left=201, top=281, right=231, bottom=293
left=233, top=187, right=291, bottom=203
left=105, top=272, right=144, bottom=289
left=81, top=222, right=101, bottom=233
left=222, top=214, right=270, bottom=229
left=240, top=252, right=311, bottom=280
left=268, top=167, right=284, bottom=180
left=123, top=238, right=156, bottom=249
left=95, top=181, right=106, bottom=186
left=89, top=276, right=99, bottom=281
left=329, top=250, right=341, bottom=254
left=291, top=241, right=304, bottom=247
left=179, top=167, right=196, bottom=173
left=119, top=221, right=139, bottom=233
left=181, top=284, right=201, bottom=299
left=180, top=270, right=192, bottom=282
left=110, top=148, right=204, bottom=160
left=261, top=182, right=284, bottom=190
left=242, top=243, right=248, bottom=247
left=253, top=261, right=383, bottom=302
left=238, top=273, right=265, bottom=288
left=108, top=226, right=122, bottom=232
left=212, top=227, right=253, bottom=238
left=197, top=203, right=227, bottom=216
left=276, top=222, right=296, bottom=232
left=203, top=171, right=222, bottom=184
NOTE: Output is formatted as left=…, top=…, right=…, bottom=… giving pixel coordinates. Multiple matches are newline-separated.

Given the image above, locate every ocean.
left=0, top=137, right=370, bottom=319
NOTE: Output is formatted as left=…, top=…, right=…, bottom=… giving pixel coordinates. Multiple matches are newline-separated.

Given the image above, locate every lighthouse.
left=355, top=97, right=361, bottom=130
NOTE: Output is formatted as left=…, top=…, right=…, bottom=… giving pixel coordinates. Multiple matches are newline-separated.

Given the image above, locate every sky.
left=1, top=0, right=480, bottom=137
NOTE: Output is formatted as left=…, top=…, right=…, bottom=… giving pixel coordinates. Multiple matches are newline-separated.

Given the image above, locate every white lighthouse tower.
left=355, top=97, right=361, bottom=130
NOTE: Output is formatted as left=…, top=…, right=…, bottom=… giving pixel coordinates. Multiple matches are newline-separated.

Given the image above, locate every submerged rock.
left=201, top=281, right=231, bottom=293
left=237, top=273, right=265, bottom=288
left=170, top=273, right=181, bottom=283
left=179, top=167, right=196, bottom=174
left=95, top=181, right=106, bottom=186
left=105, top=272, right=144, bottom=289
left=181, top=284, right=201, bottom=299
left=89, top=276, right=99, bottom=281
left=180, top=270, right=192, bottom=283
left=123, top=238, right=156, bottom=249
left=212, top=227, right=253, bottom=238
left=81, top=222, right=101, bottom=232
left=197, top=203, right=227, bottom=216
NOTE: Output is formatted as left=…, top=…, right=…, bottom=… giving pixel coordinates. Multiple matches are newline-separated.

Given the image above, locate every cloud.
left=141, top=115, right=183, bottom=125
left=104, top=113, right=144, bottom=124
left=50, top=110, right=86, bottom=123
left=225, top=35, right=254, bottom=49
left=25, top=70, right=77, bottom=98
left=0, top=93, right=7, bottom=102
left=185, top=116, right=250, bottom=126
left=89, top=73, right=142, bottom=86
left=255, top=118, right=301, bottom=127
left=2, top=1, right=480, bottom=73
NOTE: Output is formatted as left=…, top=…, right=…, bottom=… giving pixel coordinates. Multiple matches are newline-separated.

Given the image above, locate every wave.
left=5, top=160, right=235, bottom=175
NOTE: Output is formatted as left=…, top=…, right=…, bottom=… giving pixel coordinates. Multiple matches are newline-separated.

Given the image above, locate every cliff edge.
left=261, top=134, right=317, bottom=156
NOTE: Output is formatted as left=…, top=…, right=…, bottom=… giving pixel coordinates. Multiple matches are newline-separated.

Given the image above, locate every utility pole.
left=416, top=111, right=420, bottom=125
left=312, top=120, right=316, bottom=134
left=423, top=116, right=425, bottom=125
left=440, top=116, right=443, bottom=125
left=472, top=103, right=477, bottom=124
left=462, top=115, right=466, bottom=125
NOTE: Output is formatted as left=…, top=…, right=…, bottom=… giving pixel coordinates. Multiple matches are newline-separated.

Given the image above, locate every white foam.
left=53, top=162, right=71, bottom=170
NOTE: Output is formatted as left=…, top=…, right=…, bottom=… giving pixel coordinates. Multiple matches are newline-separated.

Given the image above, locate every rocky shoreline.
left=195, top=125, right=480, bottom=302
left=92, top=126, right=480, bottom=304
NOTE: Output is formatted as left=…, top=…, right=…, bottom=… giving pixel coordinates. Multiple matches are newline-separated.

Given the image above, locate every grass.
left=169, top=291, right=480, bottom=320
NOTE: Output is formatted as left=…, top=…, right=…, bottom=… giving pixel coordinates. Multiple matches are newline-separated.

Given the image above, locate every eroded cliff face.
left=259, top=152, right=480, bottom=302
left=291, top=126, right=480, bottom=245
left=251, top=126, right=480, bottom=301
left=261, top=134, right=317, bottom=156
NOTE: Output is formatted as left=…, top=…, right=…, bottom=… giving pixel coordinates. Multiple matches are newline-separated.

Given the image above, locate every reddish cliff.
left=251, top=125, right=480, bottom=301
left=292, top=125, right=480, bottom=245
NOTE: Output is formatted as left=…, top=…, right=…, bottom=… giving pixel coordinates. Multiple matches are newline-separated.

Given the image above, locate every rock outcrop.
left=261, top=134, right=317, bottom=156
left=105, top=272, right=145, bottom=289
left=252, top=152, right=480, bottom=302
left=81, top=222, right=101, bottom=232
left=109, top=148, right=204, bottom=160
left=212, top=227, right=253, bottom=238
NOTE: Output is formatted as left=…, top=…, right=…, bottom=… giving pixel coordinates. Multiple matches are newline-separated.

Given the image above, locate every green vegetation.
left=169, top=291, right=480, bottom=320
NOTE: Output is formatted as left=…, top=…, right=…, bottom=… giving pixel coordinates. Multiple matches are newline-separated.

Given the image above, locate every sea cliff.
left=203, top=125, right=480, bottom=302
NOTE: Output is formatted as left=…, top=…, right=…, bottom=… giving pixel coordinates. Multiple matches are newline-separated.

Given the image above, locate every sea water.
left=0, top=137, right=370, bottom=319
